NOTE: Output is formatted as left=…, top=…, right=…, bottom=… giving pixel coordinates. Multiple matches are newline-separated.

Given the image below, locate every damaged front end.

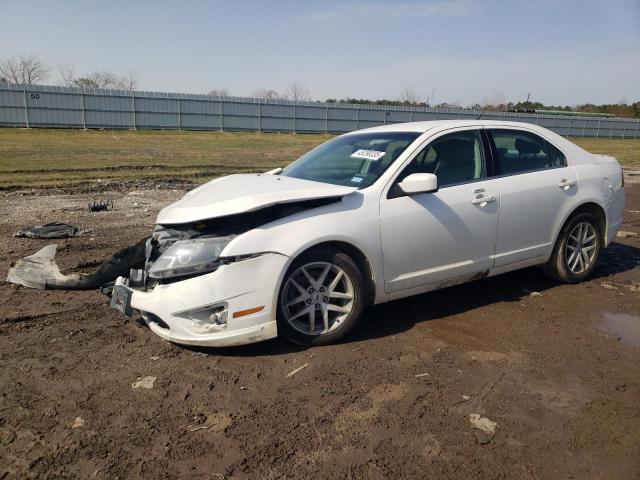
left=110, top=195, right=351, bottom=346
left=7, top=173, right=356, bottom=346
left=110, top=222, right=238, bottom=323
left=110, top=196, right=354, bottom=346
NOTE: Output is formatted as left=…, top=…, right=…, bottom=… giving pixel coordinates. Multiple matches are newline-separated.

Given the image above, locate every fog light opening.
left=208, top=307, right=228, bottom=326
left=186, top=302, right=229, bottom=332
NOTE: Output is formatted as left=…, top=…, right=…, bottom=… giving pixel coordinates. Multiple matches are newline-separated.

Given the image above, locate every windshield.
left=281, top=131, right=421, bottom=188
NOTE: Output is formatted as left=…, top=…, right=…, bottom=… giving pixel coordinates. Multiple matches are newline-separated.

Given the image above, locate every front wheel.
left=545, top=213, right=602, bottom=283
left=277, top=249, right=365, bottom=346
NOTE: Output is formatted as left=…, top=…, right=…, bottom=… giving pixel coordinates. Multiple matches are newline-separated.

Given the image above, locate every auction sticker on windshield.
left=350, top=149, right=386, bottom=161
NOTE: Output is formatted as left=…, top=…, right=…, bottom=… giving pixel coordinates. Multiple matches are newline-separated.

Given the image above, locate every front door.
left=380, top=129, right=500, bottom=293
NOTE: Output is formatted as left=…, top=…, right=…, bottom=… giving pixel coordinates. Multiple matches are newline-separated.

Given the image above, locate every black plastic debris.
left=6, top=238, right=148, bottom=290
left=14, top=222, right=80, bottom=239
left=88, top=199, right=114, bottom=212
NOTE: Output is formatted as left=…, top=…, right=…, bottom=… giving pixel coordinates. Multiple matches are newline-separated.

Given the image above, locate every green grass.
left=0, top=128, right=637, bottom=189
left=571, top=137, right=640, bottom=169
left=0, top=129, right=332, bottom=189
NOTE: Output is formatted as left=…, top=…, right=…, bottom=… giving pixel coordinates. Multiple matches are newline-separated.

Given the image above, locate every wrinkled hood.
left=157, top=174, right=358, bottom=224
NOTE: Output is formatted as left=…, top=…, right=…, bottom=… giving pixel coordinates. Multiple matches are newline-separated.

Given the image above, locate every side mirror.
left=398, top=173, right=438, bottom=195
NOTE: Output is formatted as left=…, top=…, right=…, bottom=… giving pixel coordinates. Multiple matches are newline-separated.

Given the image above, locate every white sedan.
left=111, top=120, right=625, bottom=347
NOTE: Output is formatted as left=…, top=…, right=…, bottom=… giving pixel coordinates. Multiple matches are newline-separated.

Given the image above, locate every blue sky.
left=1, top=0, right=639, bottom=105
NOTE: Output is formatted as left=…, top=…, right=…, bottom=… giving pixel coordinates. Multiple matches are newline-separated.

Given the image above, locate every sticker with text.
left=350, top=176, right=364, bottom=183
left=350, top=149, right=385, bottom=161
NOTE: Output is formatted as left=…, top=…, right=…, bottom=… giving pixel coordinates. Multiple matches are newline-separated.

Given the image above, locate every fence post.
left=434, top=108, right=438, bottom=120
left=567, top=117, right=572, bottom=138
left=325, top=104, right=328, bottom=134
left=622, top=121, right=626, bottom=139
left=596, top=119, right=601, bottom=137
left=581, top=119, right=586, bottom=138
left=409, top=107, right=413, bottom=122
left=177, top=98, right=181, bottom=131
left=80, top=92, right=86, bottom=129
left=293, top=103, right=297, bottom=133
left=356, top=107, right=359, bottom=130
left=609, top=122, right=613, bottom=139
left=635, top=120, right=639, bottom=139
left=131, top=93, right=136, bottom=130
left=219, top=98, right=223, bottom=132
left=23, top=89, right=30, bottom=128
left=257, top=100, right=262, bottom=133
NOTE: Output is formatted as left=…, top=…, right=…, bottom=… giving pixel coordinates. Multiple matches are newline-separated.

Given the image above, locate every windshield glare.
left=281, top=131, right=421, bottom=188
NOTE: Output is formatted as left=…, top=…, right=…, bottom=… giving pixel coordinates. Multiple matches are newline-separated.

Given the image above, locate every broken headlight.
left=148, top=236, right=234, bottom=280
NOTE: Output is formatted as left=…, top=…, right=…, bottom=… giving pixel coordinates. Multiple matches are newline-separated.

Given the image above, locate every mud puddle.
left=600, top=312, right=640, bottom=346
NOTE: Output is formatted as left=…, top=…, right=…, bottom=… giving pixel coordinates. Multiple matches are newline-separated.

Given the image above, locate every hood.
left=157, top=174, right=358, bottom=224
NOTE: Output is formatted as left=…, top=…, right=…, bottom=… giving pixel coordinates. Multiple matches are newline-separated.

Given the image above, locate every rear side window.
left=489, top=129, right=566, bottom=176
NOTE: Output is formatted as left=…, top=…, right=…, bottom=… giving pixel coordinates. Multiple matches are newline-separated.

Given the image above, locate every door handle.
left=558, top=179, right=577, bottom=189
left=471, top=195, right=496, bottom=205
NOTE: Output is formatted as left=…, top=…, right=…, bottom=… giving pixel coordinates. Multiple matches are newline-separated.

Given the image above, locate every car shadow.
left=186, top=241, right=640, bottom=357
left=592, top=241, right=640, bottom=278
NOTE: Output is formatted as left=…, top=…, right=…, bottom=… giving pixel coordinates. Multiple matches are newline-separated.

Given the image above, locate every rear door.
left=487, top=128, right=577, bottom=267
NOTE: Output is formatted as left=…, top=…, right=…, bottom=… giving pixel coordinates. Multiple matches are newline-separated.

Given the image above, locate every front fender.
left=221, top=192, right=386, bottom=303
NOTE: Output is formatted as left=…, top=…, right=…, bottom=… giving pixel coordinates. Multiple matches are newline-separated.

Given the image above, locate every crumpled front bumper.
left=112, top=253, right=288, bottom=347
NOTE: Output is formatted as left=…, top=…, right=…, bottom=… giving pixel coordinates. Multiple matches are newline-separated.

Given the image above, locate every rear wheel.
left=277, top=249, right=365, bottom=346
left=545, top=213, right=602, bottom=283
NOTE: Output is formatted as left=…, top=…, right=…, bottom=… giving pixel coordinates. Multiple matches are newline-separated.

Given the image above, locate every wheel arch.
left=555, top=201, right=607, bottom=247
left=288, top=241, right=377, bottom=306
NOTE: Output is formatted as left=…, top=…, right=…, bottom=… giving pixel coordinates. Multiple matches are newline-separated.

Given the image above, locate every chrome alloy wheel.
left=281, top=262, right=355, bottom=335
left=565, top=221, right=598, bottom=274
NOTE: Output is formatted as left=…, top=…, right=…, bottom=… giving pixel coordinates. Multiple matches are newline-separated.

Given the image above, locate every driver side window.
left=398, top=130, right=486, bottom=188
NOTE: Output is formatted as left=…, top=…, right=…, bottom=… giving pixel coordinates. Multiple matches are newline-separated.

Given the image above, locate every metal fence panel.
left=0, top=83, right=638, bottom=138
left=85, top=110, right=132, bottom=128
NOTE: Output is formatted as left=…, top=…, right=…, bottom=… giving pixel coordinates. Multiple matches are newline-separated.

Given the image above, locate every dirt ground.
left=1, top=184, right=639, bottom=480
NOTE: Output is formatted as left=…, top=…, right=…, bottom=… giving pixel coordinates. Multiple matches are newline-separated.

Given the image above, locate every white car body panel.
left=157, top=173, right=358, bottom=224
left=126, top=253, right=288, bottom=346
left=379, top=179, right=499, bottom=292
left=492, top=166, right=580, bottom=267
left=117, top=120, right=625, bottom=347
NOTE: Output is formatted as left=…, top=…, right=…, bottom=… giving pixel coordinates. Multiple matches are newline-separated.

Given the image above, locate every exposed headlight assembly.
left=148, top=236, right=234, bottom=280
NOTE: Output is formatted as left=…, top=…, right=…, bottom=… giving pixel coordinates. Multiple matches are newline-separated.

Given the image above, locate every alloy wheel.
left=565, top=221, right=598, bottom=274
left=281, top=262, right=354, bottom=335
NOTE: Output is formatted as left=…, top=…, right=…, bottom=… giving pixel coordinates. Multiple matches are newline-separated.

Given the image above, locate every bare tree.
left=481, top=90, right=507, bottom=110
left=284, top=81, right=311, bottom=102
left=68, top=69, right=137, bottom=91
left=0, top=54, right=50, bottom=85
left=207, top=88, right=230, bottom=97
left=58, top=64, right=76, bottom=87
left=398, top=85, right=420, bottom=104
left=121, top=70, right=137, bottom=91
left=251, top=88, right=281, bottom=100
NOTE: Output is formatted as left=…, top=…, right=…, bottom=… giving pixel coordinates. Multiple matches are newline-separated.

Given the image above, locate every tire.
left=277, top=248, right=365, bottom=346
left=545, top=212, right=602, bottom=283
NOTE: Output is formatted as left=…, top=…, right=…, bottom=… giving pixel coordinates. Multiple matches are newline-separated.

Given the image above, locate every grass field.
left=0, top=128, right=638, bottom=189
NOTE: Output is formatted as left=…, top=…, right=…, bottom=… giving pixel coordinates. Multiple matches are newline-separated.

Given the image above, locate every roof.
left=351, top=119, right=547, bottom=134
left=346, top=119, right=591, bottom=163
